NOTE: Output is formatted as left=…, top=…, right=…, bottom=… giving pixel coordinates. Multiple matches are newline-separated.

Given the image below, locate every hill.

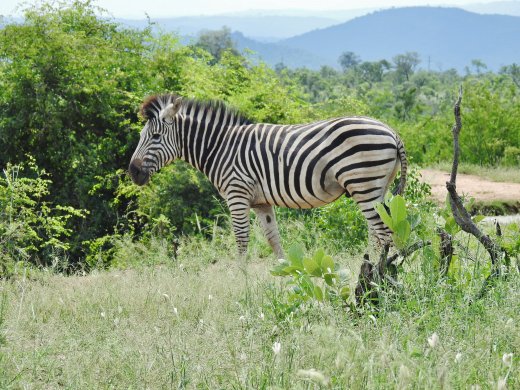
left=230, top=32, right=325, bottom=68
left=118, top=15, right=338, bottom=41
left=279, top=7, right=520, bottom=71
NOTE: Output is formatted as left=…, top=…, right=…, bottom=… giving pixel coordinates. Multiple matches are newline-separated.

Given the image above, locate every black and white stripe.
left=129, top=94, right=408, bottom=257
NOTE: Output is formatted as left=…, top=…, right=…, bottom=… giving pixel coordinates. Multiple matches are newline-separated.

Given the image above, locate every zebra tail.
left=392, top=135, right=408, bottom=196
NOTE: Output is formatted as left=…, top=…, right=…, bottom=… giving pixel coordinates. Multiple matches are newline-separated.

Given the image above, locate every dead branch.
left=355, top=240, right=430, bottom=306
left=438, top=229, right=454, bottom=277
left=446, top=87, right=504, bottom=280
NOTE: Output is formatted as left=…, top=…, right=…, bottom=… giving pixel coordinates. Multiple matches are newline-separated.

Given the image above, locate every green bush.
left=0, top=159, right=86, bottom=276
left=503, top=146, right=520, bottom=166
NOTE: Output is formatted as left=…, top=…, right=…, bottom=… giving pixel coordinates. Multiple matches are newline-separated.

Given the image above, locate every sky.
left=0, top=0, right=496, bottom=18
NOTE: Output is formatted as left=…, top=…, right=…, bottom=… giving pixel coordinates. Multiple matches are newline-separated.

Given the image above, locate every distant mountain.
left=279, top=7, right=520, bottom=71
left=463, top=1, right=520, bottom=16
left=231, top=32, right=325, bottom=68
left=118, top=15, right=338, bottom=40
left=219, top=8, right=378, bottom=22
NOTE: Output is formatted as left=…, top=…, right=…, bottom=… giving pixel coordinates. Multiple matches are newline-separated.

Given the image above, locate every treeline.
left=0, top=2, right=519, bottom=272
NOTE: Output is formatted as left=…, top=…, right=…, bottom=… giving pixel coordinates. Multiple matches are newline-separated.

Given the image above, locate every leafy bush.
left=0, top=159, right=86, bottom=276
left=269, top=244, right=350, bottom=318
left=375, top=195, right=413, bottom=249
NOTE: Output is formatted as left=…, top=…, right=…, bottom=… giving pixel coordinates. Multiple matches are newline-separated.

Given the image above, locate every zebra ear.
left=159, top=98, right=182, bottom=120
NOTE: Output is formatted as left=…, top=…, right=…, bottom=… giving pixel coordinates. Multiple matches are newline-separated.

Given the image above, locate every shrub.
left=0, top=159, right=86, bottom=276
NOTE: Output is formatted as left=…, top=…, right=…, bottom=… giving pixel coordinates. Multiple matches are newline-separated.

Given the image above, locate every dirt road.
left=420, top=169, right=520, bottom=203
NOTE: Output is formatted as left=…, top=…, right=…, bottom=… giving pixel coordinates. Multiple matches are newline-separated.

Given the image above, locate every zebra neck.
left=177, top=111, right=245, bottom=182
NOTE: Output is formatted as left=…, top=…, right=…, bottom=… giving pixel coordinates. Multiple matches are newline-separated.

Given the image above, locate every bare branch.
left=445, top=87, right=503, bottom=274
left=438, top=229, right=454, bottom=277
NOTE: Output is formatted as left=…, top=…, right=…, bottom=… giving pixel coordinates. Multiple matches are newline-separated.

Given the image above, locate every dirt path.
left=420, top=169, right=520, bottom=203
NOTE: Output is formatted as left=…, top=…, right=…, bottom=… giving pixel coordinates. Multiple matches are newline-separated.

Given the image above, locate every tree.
left=194, top=26, right=239, bottom=64
left=393, top=52, right=420, bottom=82
left=338, top=51, right=360, bottom=71
left=500, top=63, right=520, bottom=88
left=357, top=60, right=391, bottom=84
left=0, top=1, right=157, bottom=261
left=471, top=59, right=488, bottom=75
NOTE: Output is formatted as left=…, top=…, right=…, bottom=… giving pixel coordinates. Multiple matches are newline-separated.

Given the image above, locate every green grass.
left=428, top=162, right=520, bottom=183
left=1, top=232, right=519, bottom=389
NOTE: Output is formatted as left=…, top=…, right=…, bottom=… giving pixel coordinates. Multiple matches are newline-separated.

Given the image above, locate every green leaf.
left=390, top=195, right=407, bottom=225
left=408, top=212, right=421, bottom=229
left=445, top=216, right=460, bottom=236
left=472, top=215, right=485, bottom=224
left=287, top=244, right=304, bottom=268
left=270, top=268, right=287, bottom=276
left=375, top=202, right=393, bottom=230
left=392, top=220, right=411, bottom=249
left=313, top=285, right=324, bottom=301
left=283, top=265, right=304, bottom=275
left=303, top=257, right=321, bottom=277
left=321, top=255, right=335, bottom=274
left=447, top=254, right=461, bottom=282
left=395, top=220, right=411, bottom=243
left=312, top=248, right=325, bottom=266
left=324, top=273, right=337, bottom=287
left=339, top=286, right=350, bottom=301
left=300, top=275, right=315, bottom=296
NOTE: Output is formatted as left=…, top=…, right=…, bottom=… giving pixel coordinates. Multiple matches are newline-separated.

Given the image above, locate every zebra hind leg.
left=253, top=205, right=285, bottom=258
left=351, top=192, right=393, bottom=246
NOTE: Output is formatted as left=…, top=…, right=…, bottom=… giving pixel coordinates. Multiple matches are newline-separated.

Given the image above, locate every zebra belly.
left=252, top=170, right=345, bottom=209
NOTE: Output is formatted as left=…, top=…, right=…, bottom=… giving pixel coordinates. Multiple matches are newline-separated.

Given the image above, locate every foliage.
left=132, top=161, right=222, bottom=236
left=0, top=159, right=86, bottom=276
left=193, top=26, right=239, bottom=64
left=375, top=195, right=413, bottom=249
left=1, top=229, right=520, bottom=388
left=0, top=1, right=155, bottom=261
left=271, top=244, right=350, bottom=307
left=0, top=0, right=518, bottom=271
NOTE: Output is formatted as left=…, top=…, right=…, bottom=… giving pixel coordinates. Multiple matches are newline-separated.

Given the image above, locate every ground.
left=421, top=169, right=520, bottom=203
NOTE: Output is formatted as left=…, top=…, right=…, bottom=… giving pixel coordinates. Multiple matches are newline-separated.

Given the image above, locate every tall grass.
left=0, top=228, right=518, bottom=389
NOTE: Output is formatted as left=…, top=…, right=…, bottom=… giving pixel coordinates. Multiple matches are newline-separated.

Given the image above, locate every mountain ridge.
left=271, top=7, right=520, bottom=71
left=119, top=6, right=520, bottom=71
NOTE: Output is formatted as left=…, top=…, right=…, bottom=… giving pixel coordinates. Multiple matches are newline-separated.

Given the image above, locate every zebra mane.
left=140, top=94, right=253, bottom=125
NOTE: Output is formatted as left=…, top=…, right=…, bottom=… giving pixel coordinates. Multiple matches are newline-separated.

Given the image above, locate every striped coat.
left=129, top=94, right=407, bottom=257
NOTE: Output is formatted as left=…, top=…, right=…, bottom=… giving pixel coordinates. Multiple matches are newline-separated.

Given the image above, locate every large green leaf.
left=390, top=195, right=407, bottom=225
left=321, top=255, right=335, bottom=274
left=393, top=220, right=411, bottom=249
left=375, top=202, right=394, bottom=230
left=287, top=244, right=304, bottom=268
left=312, top=248, right=325, bottom=266
left=303, top=257, right=321, bottom=277
left=445, top=216, right=461, bottom=236
left=313, top=285, right=324, bottom=301
left=324, top=273, right=337, bottom=287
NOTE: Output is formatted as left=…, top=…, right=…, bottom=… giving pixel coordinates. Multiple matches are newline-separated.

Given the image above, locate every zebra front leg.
left=254, top=205, right=285, bottom=258
left=227, top=198, right=251, bottom=257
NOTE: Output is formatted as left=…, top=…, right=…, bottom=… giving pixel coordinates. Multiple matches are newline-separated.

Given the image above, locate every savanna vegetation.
left=0, top=2, right=519, bottom=388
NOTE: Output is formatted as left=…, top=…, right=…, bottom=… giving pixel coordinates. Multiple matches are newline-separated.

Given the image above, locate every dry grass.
left=1, top=237, right=519, bottom=389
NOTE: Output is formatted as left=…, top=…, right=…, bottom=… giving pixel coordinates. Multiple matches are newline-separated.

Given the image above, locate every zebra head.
left=129, top=95, right=183, bottom=186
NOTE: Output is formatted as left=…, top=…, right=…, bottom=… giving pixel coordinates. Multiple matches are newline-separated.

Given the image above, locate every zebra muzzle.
left=129, top=159, right=150, bottom=186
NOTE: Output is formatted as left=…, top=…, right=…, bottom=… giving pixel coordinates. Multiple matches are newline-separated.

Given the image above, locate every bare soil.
left=420, top=169, right=520, bottom=203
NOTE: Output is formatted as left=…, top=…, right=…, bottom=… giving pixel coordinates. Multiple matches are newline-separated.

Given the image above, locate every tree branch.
left=446, top=87, right=502, bottom=273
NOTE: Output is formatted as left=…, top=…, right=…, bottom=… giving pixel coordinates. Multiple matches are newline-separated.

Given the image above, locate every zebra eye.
left=151, top=133, right=161, bottom=141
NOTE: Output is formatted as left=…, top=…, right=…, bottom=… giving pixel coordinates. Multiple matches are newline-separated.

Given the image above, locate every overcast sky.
left=0, top=0, right=496, bottom=18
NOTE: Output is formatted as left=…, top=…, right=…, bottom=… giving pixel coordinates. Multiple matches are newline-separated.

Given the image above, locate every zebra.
left=129, top=94, right=407, bottom=258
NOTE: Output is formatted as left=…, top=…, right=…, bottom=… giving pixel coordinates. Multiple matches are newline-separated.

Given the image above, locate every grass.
left=428, top=162, right=520, bottom=183
left=1, top=230, right=519, bottom=389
